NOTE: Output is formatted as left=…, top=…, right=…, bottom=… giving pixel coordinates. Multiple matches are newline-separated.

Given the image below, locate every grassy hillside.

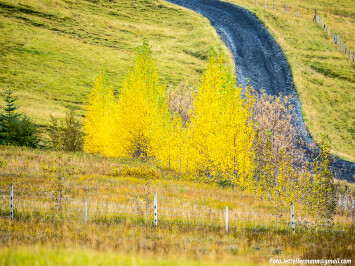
left=0, top=146, right=354, bottom=264
left=223, top=0, right=355, bottom=161
left=0, top=0, right=233, bottom=125
left=0, top=0, right=354, bottom=161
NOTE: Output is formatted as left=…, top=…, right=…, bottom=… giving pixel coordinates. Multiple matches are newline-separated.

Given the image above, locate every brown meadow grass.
left=0, top=146, right=354, bottom=264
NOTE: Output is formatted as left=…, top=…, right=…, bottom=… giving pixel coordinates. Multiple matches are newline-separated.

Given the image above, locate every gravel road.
left=165, top=0, right=354, bottom=181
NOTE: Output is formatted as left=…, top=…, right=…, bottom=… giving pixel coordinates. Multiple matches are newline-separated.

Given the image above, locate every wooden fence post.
left=273, top=0, right=275, bottom=9
left=226, top=206, right=229, bottom=232
left=10, top=183, right=13, bottom=220
left=291, top=202, right=295, bottom=235
left=154, top=192, right=157, bottom=227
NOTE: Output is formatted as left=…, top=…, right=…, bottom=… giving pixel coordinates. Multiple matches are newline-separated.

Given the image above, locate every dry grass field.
left=0, top=146, right=354, bottom=265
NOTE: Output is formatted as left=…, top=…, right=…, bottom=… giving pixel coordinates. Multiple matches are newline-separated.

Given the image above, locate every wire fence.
left=242, top=0, right=355, bottom=62
left=314, top=12, right=354, bottom=62
left=1, top=184, right=354, bottom=234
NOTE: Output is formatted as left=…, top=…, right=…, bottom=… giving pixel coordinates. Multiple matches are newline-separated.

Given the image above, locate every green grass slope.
left=0, top=247, right=258, bottom=266
left=0, top=0, right=233, bottom=125
left=224, top=0, right=355, bottom=161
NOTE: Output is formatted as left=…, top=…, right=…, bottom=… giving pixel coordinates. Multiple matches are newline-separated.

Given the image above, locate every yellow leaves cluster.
left=83, top=42, right=255, bottom=188
left=83, top=72, right=115, bottom=155
left=84, top=41, right=169, bottom=160
left=179, top=48, right=255, bottom=187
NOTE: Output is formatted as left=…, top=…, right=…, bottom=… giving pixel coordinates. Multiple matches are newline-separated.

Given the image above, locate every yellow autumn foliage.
left=83, top=41, right=337, bottom=222
left=113, top=40, right=170, bottom=159
left=182, top=48, right=255, bottom=188
left=83, top=72, right=115, bottom=155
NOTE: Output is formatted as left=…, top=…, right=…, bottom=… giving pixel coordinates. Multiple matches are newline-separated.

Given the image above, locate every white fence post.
left=338, top=193, right=342, bottom=207
left=264, top=0, right=266, bottom=8
left=10, top=183, right=13, bottom=220
left=85, top=199, right=88, bottom=223
left=291, top=202, right=295, bottom=235
left=226, top=206, right=229, bottom=232
left=284, top=2, right=286, bottom=13
left=154, top=192, right=157, bottom=227
left=297, top=8, right=299, bottom=17
left=273, top=0, right=275, bottom=9
left=343, top=194, right=348, bottom=209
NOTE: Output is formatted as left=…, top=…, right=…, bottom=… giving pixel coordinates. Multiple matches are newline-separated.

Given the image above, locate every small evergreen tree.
left=0, top=90, right=21, bottom=143
left=0, top=90, right=39, bottom=148
left=5, top=116, right=39, bottom=148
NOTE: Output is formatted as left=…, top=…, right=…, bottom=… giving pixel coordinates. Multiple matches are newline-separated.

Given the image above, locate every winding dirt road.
left=165, top=0, right=354, bottom=181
